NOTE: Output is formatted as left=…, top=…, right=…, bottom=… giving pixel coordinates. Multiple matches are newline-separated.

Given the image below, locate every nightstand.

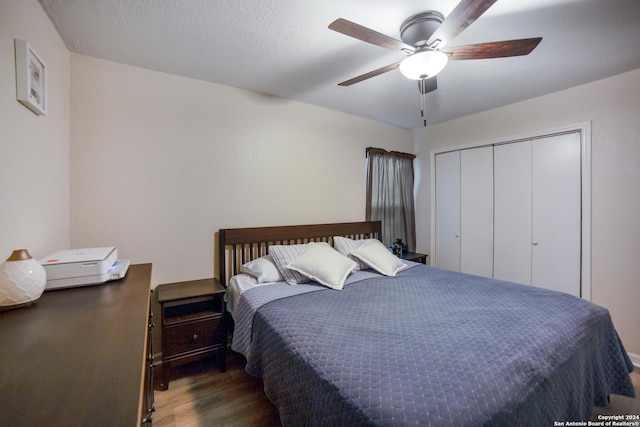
left=157, top=278, right=226, bottom=390
left=399, top=251, right=429, bottom=264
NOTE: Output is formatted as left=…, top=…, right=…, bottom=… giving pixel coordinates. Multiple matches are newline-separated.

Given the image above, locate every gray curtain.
left=366, top=148, right=416, bottom=251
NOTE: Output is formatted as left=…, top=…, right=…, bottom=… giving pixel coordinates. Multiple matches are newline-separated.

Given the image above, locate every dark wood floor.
left=154, top=353, right=639, bottom=426
left=153, top=351, right=281, bottom=426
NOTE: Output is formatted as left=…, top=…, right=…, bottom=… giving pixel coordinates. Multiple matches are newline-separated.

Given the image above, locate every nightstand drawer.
left=164, top=316, right=224, bottom=357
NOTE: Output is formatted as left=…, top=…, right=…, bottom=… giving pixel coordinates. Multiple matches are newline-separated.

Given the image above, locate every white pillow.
left=333, top=236, right=371, bottom=271
left=287, top=242, right=356, bottom=290
left=269, top=243, right=312, bottom=285
left=350, top=239, right=407, bottom=277
left=240, top=255, right=284, bottom=283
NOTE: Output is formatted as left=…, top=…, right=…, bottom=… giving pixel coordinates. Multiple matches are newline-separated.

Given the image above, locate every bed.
left=217, top=221, right=635, bottom=426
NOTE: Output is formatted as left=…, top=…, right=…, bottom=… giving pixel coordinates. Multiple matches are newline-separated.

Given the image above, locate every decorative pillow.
left=240, top=255, right=284, bottom=283
left=350, top=239, right=407, bottom=277
left=333, top=236, right=371, bottom=270
left=268, top=243, right=312, bottom=285
left=287, top=242, right=357, bottom=290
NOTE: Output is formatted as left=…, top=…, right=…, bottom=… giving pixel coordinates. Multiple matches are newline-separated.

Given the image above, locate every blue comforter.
left=235, top=264, right=635, bottom=426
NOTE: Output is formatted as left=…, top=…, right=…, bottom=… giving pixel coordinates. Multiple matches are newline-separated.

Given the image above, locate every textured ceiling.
left=39, top=0, right=640, bottom=129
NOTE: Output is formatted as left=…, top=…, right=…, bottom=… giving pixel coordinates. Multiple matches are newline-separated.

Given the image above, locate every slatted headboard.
left=217, top=221, right=381, bottom=287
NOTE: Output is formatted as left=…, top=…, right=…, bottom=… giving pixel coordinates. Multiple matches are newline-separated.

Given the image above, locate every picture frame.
left=15, top=39, right=47, bottom=116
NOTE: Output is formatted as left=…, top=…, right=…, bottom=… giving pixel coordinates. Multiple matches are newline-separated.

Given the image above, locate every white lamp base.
left=0, top=249, right=47, bottom=310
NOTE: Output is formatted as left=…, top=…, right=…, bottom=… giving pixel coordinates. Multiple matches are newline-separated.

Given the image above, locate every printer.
left=40, top=247, right=130, bottom=290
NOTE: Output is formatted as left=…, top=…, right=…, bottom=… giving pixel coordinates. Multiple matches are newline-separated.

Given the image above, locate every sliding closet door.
left=531, top=133, right=581, bottom=296
left=460, top=146, right=494, bottom=277
left=493, top=141, right=533, bottom=285
left=434, top=151, right=460, bottom=272
left=494, top=134, right=581, bottom=295
left=433, top=127, right=586, bottom=296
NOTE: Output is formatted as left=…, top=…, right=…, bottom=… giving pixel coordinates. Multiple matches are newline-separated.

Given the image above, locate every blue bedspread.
left=237, top=265, right=635, bottom=426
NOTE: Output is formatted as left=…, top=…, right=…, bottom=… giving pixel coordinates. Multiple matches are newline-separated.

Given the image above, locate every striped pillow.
left=333, top=236, right=372, bottom=271
left=268, top=243, right=312, bottom=285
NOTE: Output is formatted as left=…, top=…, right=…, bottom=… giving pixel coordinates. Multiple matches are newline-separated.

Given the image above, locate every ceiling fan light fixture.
left=399, top=49, right=448, bottom=80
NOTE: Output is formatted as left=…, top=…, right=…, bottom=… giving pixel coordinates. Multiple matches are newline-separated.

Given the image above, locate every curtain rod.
left=366, top=147, right=416, bottom=159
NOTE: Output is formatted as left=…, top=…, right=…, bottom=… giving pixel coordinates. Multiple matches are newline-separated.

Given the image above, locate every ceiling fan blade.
left=338, top=62, right=401, bottom=86
left=443, top=37, right=542, bottom=60
left=427, top=0, right=498, bottom=48
left=418, top=77, right=438, bottom=94
left=329, top=18, right=415, bottom=53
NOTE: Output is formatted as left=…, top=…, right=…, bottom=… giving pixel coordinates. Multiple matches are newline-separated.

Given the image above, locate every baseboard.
left=629, top=352, right=640, bottom=369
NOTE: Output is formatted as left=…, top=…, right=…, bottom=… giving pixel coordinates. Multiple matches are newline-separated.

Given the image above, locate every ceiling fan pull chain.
left=419, top=79, right=427, bottom=127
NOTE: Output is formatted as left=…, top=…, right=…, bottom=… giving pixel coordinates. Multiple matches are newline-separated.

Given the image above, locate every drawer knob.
left=192, top=334, right=198, bottom=341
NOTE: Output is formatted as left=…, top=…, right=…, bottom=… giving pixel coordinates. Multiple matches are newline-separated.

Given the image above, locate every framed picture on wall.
left=15, top=39, right=47, bottom=116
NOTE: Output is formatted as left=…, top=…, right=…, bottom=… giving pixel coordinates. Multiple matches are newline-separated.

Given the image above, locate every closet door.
left=434, top=151, right=460, bottom=271
left=493, top=141, right=533, bottom=285
left=531, top=133, right=581, bottom=296
left=460, top=146, right=494, bottom=277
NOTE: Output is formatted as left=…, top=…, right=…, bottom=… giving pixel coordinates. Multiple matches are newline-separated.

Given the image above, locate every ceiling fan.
left=328, top=0, right=542, bottom=125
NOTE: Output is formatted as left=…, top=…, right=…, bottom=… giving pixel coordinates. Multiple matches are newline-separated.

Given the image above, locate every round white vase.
left=0, top=249, right=47, bottom=310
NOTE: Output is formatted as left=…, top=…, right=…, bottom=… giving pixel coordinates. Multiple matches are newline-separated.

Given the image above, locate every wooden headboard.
left=217, top=221, right=381, bottom=287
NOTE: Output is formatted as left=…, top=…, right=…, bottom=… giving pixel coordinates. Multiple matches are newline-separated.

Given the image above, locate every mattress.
left=232, top=264, right=635, bottom=426
left=225, top=273, right=274, bottom=319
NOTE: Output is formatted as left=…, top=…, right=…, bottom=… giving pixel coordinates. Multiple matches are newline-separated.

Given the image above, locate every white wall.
left=70, top=54, right=412, bottom=286
left=414, top=68, right=640, bottom=357
left=0, top=0, right=70, bottom=261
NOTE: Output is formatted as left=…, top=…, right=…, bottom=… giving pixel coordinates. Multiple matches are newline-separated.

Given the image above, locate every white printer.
left=40, top=247, right=130, bottom=290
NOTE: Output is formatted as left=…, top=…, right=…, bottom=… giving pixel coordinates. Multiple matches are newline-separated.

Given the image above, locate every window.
left=366, top=147, right=416, bottom=250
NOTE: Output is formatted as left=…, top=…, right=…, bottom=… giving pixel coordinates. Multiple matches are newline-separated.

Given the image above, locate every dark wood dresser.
left=0, top=263, right=153, bottom=426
